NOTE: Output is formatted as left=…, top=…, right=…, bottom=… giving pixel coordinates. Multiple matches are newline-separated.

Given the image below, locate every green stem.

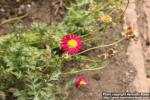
left=83, top=36, right=103, bottom=42
left=77, top=56, right=101, bottom=63
left=77, top=38, right=125, bottom=55
left=118, top=0, right=129, bottom=20
left=0, top=51, right=3, bottom=53
left=51, top=46, right=60, bottom=50
left=80, top=33, right=90, bottom=38
left=61, top=66, right=105, bottom=75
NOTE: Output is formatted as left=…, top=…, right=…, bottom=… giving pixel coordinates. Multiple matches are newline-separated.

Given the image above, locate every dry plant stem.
left=124, top=0, right=130, bottom=14
left=119, top=0, right=129, bottom=19
left=0, top=14, right=28, bottom=26
left=77, top=38, right=125, bottom=55
left=83, top=35, right=104, bottom=42
left=61, top=66, right=105, bottom=75
left=80, top=33, right=90, bottom=38
left=78, top=55, right=102, bottom=63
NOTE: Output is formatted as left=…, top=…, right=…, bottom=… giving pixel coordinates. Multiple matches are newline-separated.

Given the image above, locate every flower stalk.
left=77, top=37, right=125, bottom=55
left=61, top=66, right=105, bottom=75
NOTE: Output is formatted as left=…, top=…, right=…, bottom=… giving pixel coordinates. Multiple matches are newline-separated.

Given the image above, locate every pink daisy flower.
left=76, top=76, right=88, bottom=88
left=60, top=34, right=82, bottom=55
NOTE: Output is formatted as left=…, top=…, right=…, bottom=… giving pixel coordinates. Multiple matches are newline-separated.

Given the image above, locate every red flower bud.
left=76, top=76, right=88, bottom=88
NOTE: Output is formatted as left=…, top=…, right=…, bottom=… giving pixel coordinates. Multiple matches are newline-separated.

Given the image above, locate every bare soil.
left=68, top=51, right=137, bottom=100
left=0, top=0, right=70, bottom=35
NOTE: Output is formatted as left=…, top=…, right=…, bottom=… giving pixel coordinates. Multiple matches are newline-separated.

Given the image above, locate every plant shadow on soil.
left=0, top=0, right=137, bottom=100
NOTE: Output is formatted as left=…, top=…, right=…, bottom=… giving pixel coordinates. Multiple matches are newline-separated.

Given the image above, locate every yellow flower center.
left=80, top=81, right=87, bottom=86
left=68, top=39, right=77, bottom=48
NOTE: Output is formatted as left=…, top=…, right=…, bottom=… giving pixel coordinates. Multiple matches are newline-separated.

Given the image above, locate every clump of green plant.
left=0, top=0, right=123, bottom=100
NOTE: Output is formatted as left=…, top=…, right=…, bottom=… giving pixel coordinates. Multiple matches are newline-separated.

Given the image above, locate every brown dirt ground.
left=68, top=54, right=137, bottom=100
left=0, top=0, right=70, bottom=35
left=66, top=29, right=137, bottom=100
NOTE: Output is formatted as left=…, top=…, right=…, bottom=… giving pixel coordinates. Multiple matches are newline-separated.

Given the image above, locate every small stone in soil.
left=145, top=57, right=150, bottom=62
left=128, top=70, right=134, bottom=73
left=146, top=74, right=150, bottom=78
left=0, top=8, right=5, bottom=12
left=27, top=4, right=31, bottom=8
left=92, top=73, right=101, bottom=81
left=20, top=5, right=25, bottom=10
left=146, top=41, right=150, bottom=46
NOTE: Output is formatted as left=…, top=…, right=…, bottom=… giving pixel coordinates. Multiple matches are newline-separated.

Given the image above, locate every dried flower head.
left=62, top=53, right=71, bottom=61
left=123, top=26, right=136, bottom=39
left=126, top=26, right=134, bottom=35
left=98, top=53, right=108, bottom=60
left=107, top=48, right=117, bottom=55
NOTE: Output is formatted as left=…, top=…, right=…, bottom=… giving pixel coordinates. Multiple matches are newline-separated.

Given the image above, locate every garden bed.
left=0, top=0, right=138, bottom=100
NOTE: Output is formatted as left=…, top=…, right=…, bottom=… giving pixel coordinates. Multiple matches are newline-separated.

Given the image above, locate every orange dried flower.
left=107, top=48, right=117, bottom=55
left=126, top=26, right=134, bottom=35
left=99, top=53, right=108, bottom=60
left=124, top=26, right=135, bottom=39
